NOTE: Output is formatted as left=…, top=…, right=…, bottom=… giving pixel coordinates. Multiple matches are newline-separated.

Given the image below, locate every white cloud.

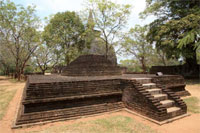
left=25, top=0, right=84, bottom=13
left=41, top=0, right=83, bottom=12
left=22, top=0, right=152, bottom=27
left=24, top=0, right=146, bottom=15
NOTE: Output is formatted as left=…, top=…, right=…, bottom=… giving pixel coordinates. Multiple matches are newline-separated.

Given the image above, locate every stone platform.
left=14, top=74, right=189, bottom=127
left=26, top=74, right=190, bottom=97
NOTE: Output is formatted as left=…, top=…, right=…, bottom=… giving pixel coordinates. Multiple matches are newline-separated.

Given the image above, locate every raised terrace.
left=14, top=55, right=189, bottom=128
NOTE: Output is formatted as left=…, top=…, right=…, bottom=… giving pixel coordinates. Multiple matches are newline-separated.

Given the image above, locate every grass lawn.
left=183, top=97, right=200, bottom=113
left=28, top=115, right=158, bottom=133
left=8, top=78, right=25, bottom=83
left=185, top=79, right=200, bottom=85
left=184, top=79, right=200, bottom=113
left=0, top=88, right=16, bottom=120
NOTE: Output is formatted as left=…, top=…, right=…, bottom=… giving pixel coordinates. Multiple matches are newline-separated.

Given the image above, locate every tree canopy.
left=43, top=11, right=85, bottom=64
left=121, top=25, right=154, bottom=72
left=86, top=0, right=131, bottom=58
left=1, top=0, right=199, bottom=77
left=0, top=0, right=40, bottom=80
left=141, top=0, right=200, bottom=66
left=42, top=11, right=85, bottom=65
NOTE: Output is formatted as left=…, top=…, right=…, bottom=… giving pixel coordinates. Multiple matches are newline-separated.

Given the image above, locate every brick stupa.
left=62, top=54, right=123, bottom=76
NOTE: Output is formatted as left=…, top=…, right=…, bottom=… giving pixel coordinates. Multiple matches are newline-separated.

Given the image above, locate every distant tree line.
left=0, top=0, right=199, bottom=80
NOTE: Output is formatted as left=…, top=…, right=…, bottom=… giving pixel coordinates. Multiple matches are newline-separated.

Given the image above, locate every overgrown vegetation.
left=28, top=115, right=158, bottom=133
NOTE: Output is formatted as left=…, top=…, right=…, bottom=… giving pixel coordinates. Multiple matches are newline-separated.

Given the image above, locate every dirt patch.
left=13, top=110, right=200, bottom=133
left=185, top=84, right=200, bottom=99
left=0, top=76, right=25, bottom=133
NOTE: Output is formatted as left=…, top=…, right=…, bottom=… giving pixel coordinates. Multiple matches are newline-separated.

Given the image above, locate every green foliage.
left=43, top=11, right=85, bottom=65
left=120, top=59, right=143, bottom=72
left=33, top=44, right=54, bottom=74
left=142, top=0, right=200, bottom=64
left=0, top=0, right=40, bottom=79
left=0, top=44, right=16, bottom=75
left=121, top=25, right=155, bottom=72
left=85, top=0, right=131, bottom=57
left=120, top=24, right=180, bottom=72
left=183, top=97, right=200, bottom=113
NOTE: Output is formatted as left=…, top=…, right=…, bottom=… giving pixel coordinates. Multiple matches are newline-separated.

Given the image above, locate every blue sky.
left=12, top=0, right=155, bottom=29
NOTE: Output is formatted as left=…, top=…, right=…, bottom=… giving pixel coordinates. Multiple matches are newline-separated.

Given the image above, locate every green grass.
left=0, top=88, right=17, bottom=120
left=8, top=78, right=25, bottom=83
left=185, top=79, right=200, bottom=85
left=28, top=115, right=158, bottom=133
left=183, top=97, right=200, bottom=113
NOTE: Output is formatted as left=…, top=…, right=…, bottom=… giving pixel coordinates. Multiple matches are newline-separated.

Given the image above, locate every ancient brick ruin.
left=14, top=55, right=188, bottom=127
left=62, top=55, right=122, bottom=76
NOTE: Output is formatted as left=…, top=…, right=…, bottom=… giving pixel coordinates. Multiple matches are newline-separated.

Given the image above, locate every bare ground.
left=0, top=76, right=199, bottom=133
left=0, top=76, right=25, bottom=133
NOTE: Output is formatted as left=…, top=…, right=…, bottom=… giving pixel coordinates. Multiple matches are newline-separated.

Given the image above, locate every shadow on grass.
left=185, top=79, right=200, bottom=85
left=27, top=115, right=158, bottom=133
left=183, top=97, right=200, bottom=113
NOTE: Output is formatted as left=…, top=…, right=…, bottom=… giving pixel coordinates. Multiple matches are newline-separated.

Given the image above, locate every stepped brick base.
left=14, top=74, right=189, bottom=127
left=16, top=102, right=124, bottom=125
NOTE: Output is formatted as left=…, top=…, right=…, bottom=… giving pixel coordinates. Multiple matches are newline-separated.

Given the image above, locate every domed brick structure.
left=61, top=54, right=123, bottom=76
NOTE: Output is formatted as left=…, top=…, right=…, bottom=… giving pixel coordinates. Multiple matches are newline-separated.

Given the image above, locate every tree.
left=86, top=0, right=131, bottom=58
left=0, top=0, right=40, bottom=80
left=120, top=59, right=143, bottom=72
left=43, top=11, right=85, bottom=65
left=0, top=44, right=15, bottom=75
left=34, top=44, right=55, bottom=74
left=121, top=25, right=154, bottom=72
left=141, top=0, right=200, bottom=72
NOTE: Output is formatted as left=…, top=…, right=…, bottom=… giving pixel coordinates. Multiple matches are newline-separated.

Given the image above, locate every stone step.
left=146, top=88, right=162, bottom=95
left=167, top=107, right=181, bottom=114
left=24, top=91, right=122, bottom=103
left=16, top=102, right=124, bottom=125
left=142, top=83, right=156, bottom=89
left=160, top=100, right=174, bottom=108
left=135, top=78, right=152, bottom=84
left=152, top=94, right=168, bottom=101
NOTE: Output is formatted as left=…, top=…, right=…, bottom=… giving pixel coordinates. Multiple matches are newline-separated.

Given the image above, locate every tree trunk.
left=140, top=56, right=147, bottom=72
left=184, top=54, right=198, bottom=75
left=15, top=60, right=20, bottom=80
left=17, top=70, right=21, bottom=81
left=42, top=70, right=45, bottom=75
left=158, top=50, right=166, bottom=66
left=105, top=42, right=108, bottom=59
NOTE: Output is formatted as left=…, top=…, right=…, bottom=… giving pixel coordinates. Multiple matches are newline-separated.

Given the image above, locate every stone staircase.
left=135, top=78, right=184, bottom=119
